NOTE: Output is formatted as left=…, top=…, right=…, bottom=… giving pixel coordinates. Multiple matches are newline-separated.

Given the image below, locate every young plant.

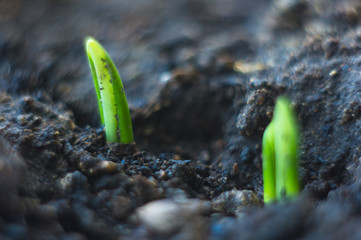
left=85, top=37, right=134, bottom=143
left=262, top=96, right=300, bottom=204
left=262, top=121, right=276, bottom=204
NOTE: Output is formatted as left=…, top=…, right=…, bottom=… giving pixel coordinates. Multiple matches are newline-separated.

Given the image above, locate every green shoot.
left=262, top=96, right=300, bottom=204
left=85, top=37, right=134, bottom=144
left=273, top=97, right=300, bottom=200
left=262, top=121, right=276, bottom=204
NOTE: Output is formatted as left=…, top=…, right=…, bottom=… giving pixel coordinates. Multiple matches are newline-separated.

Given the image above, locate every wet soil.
left=0, top=0, right=361, bottom=239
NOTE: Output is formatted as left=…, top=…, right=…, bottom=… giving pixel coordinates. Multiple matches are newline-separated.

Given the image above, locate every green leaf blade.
left=104, top=52, right=134, bottom=144
left=273, top=96, right=300, bottom=200
left=262, top=121, right=276, bottom=204
left=85, top=37, right=134, bottom=144
left=85, top=37, right=105, bottom=125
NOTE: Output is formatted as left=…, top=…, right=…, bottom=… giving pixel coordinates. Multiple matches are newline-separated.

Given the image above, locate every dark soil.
left=0, top=0, right=361, bottom=239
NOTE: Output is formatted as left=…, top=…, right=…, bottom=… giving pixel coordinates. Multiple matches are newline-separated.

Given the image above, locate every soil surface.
left=0, top=0, right=361, bottom=239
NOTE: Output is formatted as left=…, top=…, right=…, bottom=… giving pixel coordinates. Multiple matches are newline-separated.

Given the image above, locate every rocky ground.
left=0, top=0, right=361, bottom=239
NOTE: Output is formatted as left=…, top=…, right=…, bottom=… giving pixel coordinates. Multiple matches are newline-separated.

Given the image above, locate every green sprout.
left=262, top=121, right=276, bottom=204
left=85, top=37, right=134, bottom=143
left=262, top=96, right=300, bottom=204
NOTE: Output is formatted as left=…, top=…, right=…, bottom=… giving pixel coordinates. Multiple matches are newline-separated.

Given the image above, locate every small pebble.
left=137, top=199, right=210, bottom=235
left=96, top=160, right=118, bottom=174
left=212, top=190, right=261, bottom=215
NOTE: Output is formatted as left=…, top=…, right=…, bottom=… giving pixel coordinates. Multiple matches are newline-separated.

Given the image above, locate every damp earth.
left=0, top=0, right=361, bottom=239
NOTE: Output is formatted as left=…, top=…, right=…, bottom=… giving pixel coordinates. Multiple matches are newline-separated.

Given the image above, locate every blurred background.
left=0, top=0, right=281, bottom=125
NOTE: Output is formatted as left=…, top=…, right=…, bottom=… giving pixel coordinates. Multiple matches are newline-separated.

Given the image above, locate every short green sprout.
left=262, top=121, right=276, bottom=204
left=262, top=96, right=300, bottom=204
left=85, top=37, right=134, bottom=143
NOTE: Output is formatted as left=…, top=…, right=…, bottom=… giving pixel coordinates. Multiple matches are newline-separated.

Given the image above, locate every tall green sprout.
left=262, top=96, right=300, bottom=204
left=85, top=37, right=134, bottom=143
